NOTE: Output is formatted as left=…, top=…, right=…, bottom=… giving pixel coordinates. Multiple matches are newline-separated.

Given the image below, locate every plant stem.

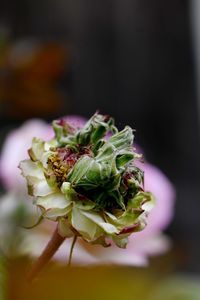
left=27, top=226, right=65, bottom=282
left=67, top=235, right=77, bottom=267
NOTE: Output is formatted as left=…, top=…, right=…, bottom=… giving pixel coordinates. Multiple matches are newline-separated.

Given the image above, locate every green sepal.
left=21, top=214, right=43, bottom=229
left=76, top=113, right=116, bottom=145
left=90, top=236, right=111, bottom=247
left=112, top=235, right=128, bottom=249
left=127, top=191, right=155, bottom=211
left=116, top=152, right=134, bottom=168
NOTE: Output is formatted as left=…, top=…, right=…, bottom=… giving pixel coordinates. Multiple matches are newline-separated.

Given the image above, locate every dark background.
left=0, top=0, right=200, bottom=273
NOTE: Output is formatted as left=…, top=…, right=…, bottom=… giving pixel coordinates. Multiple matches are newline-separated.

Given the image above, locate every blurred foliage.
left=0, top=38, right=70, bottom=120
left=0, top=193, right=34, bottom=257
left=6, top=257, right=200, bottom=300
left=0, top=255, right=7, bottom=300
left=148, top=275, right=200, bottom=300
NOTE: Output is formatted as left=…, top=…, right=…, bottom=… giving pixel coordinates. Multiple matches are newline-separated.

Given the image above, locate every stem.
left=67, top=235, right=77, bottom=267
left=27, top=226, right=65, bottom=282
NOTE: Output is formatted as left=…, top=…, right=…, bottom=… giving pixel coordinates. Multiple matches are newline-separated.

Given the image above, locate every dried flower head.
left=19, top=112, right=155, bottom=276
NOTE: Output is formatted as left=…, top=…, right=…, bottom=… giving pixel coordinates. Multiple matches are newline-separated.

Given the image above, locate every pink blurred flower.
left=0, top=116, right=175, bottom=266
left=0, top=119, right=52, bottom=191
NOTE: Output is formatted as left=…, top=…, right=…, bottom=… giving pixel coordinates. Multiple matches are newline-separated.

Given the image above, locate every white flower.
left=0, top=115, right=175, bottom=266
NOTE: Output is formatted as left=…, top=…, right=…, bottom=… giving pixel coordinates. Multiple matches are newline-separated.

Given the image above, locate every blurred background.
left=0, top=0, right=200, bottom=299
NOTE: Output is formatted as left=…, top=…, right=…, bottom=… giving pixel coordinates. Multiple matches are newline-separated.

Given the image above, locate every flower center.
left=47, top=146, right=92, bottom=186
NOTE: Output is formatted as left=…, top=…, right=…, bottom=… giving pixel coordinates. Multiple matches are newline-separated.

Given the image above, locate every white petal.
left=31, top=138, right=45, bottom=161
left=81, top=211, right=119, bottom=234
left=105, top=211, right=118, bottom=221
left=58, top=218, right=74, bottom=237
left=27, top=176, right=53, bottom=196
left=71, top=207, right=98, bottom=240
left=44, top=205, right=72, bottom=220
left=19, top=160, right=44, bottom=179
left=40, top=152, right=51, bottom=168
left=44, top=140, right=57, bottom=151
left=36, top=193, right=71, bottom=210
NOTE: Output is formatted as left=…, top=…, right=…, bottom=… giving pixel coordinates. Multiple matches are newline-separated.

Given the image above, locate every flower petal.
left=81, top=211, right=119, bottom=234
left=19, top=160, right=44, bottom=180
left=29, top=138, right=45, bottom=161
left=27, top=177, right=53, bottom=197
left=71, top=207, right=99, bottom=240
left=44, top=205, right=72, bottom=220
left=58, top=218, right=74, bottom=237
left=36, top=193, right=71, bottom=212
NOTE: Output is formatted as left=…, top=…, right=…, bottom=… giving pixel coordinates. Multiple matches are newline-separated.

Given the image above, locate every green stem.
left=67, top=235, right=77, bottom=267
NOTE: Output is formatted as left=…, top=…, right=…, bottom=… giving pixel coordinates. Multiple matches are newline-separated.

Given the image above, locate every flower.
left=19, top=113, right=155, bottom=250
left=0, top=114, right=175, bottom=266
